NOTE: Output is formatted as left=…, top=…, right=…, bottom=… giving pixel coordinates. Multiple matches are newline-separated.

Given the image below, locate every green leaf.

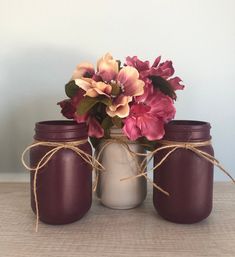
left=149, top=76, right=176, bottom=100
left=76, top=97, right=98, bottom=115
left=65, top=80, right=79, bottom=98
left=101, top=116, right=113, bottom=129
left=101, top=116, right=113, bottom=138
left=112, top=116, right=123, bottom=128
left=99, top=96, right=112, bottom=106
left=76, top=95, right=112, bottom=116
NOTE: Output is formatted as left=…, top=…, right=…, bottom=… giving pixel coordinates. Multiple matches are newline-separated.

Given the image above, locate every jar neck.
left=34, top=120, right=88, bottom=142
left=163, top=120, right=211, bottom=142
left=110, top=127, right=125, bottom=138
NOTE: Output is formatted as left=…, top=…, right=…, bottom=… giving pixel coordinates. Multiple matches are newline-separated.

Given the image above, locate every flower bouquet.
left=58, top=53, right=184, bottom=147
left=58, top=53, right=185, bottom=209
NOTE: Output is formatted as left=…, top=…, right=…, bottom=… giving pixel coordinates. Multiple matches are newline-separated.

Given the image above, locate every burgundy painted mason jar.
left=153, top=120, right=214, bottom=224
left=30, top=120, right=92, bottom=225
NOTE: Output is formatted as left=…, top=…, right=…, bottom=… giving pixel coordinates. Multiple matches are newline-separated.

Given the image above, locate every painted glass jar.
left=96, top=128, right=147, bottom=209
left=153, top=120, right=214, bottom=223
left=30, top=120, right=92, bottom=225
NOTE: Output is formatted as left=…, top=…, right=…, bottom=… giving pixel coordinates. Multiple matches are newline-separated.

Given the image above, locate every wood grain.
left=0, top=182, right=234, bottom=257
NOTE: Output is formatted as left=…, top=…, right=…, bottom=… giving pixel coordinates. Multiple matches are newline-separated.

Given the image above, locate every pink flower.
left=74, top=113, right=104, bottom=138
left=126, top=56, right=185, bottom=91
left=126, top=56, right=150, bottom=78
left=58, top=99, right=76, bottom=119
left=87, top=117, right=104, bottom=138
left=58, top=90, right=104, bottom=138
left=122, top=90, right=176, bottom=141
left=58, top=89, right=85, bottom=119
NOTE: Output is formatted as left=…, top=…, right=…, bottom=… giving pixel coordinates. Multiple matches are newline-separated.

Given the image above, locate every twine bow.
left=93, top=136, right=169, bottom=196
left=21, top=140, right=104, bottom=232
left=121, top=139, right=235, bottom=185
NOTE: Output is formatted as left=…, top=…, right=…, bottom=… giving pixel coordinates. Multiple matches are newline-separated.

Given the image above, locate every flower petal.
left=137, top=115, right=165, bottom=141
left=97, top=53, right=119, bottom=82
left=85, top=81, right=112, bottom=98
left=117, top=67, right=145, bottom=96
left=135, top=78, right=154, bottom=102
left=74, top=112, right=89, bottom=123
left=106, top=95, right=132, bottom=118
left=75, top=79, right=112, bottom=98
left=117, top=66, right=139, bottom=85
left=113, top=103, right=130, bottom=118
left=149, top=60, right=175, bottom=79
left=168, top=77, right=185, bottom=90
left=125, top=56, right=150, bottom=72
left=74, top=78, right=93, bottom=91
left=58, top=99, right=76, bottom=119
left=94, top=81, right=112, bottom=94
left=122, top=117, right=141, bottom=141
left=146, top=90, right=176, bottom=122
left=151, top=56, right=161, bottom=68
left=71, top=62, right=95, bottom=79
left=88, top=117, right=104, bottom=138
left=85, top=89, right=99, bottom=97
left=130, top=79, right=145, bottom=96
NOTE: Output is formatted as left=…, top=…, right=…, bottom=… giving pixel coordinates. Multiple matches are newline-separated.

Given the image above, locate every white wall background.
left=0, top=0, right=234, bottom=181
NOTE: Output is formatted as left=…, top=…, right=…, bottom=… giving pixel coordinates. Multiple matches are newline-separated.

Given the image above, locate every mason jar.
left=30, top=120, right=92, bottom=225
left=96, top=127, right=147, bottom=209
left=153, top=120, right=214, bottom=223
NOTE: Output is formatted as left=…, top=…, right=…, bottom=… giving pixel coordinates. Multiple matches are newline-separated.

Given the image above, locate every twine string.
left=21, top=140, right=104, bottom=232
left=121, top=139, right=235, bottom=184
left=94, top=137, right=169, bottom=195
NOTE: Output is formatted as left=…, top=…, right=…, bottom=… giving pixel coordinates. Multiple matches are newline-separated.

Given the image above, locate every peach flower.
left=106, top=95, right=132, bottom=118
left=71, top=62, right=95, bottom=79
left=116, top=66, right=144, bottom=97
left=74, top=78, right=112, bottom=98
left=97, top=53, right=119, bottom=82
left=97, top=53, right=145, bottom=98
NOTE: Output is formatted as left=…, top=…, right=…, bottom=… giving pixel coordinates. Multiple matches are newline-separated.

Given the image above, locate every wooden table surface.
left=0, top=182, right=234, bottom=257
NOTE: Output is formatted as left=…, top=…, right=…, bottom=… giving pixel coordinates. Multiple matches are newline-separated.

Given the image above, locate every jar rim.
left=165, top=120, right=211, bottom=131
left=163, top=120, right=211, bottom=142
left=36, top=120, right=86, bottom=129
left=34, top=120, right=88, bottom=141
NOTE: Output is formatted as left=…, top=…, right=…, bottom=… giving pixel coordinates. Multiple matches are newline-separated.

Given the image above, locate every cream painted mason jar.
left=95, top=128, right=147, bottom=209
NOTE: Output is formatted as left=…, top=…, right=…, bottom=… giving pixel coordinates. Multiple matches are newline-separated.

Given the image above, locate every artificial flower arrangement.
left=21, top=52, right=235, bottom=232
left=58, top=53, right=185, bottom=147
